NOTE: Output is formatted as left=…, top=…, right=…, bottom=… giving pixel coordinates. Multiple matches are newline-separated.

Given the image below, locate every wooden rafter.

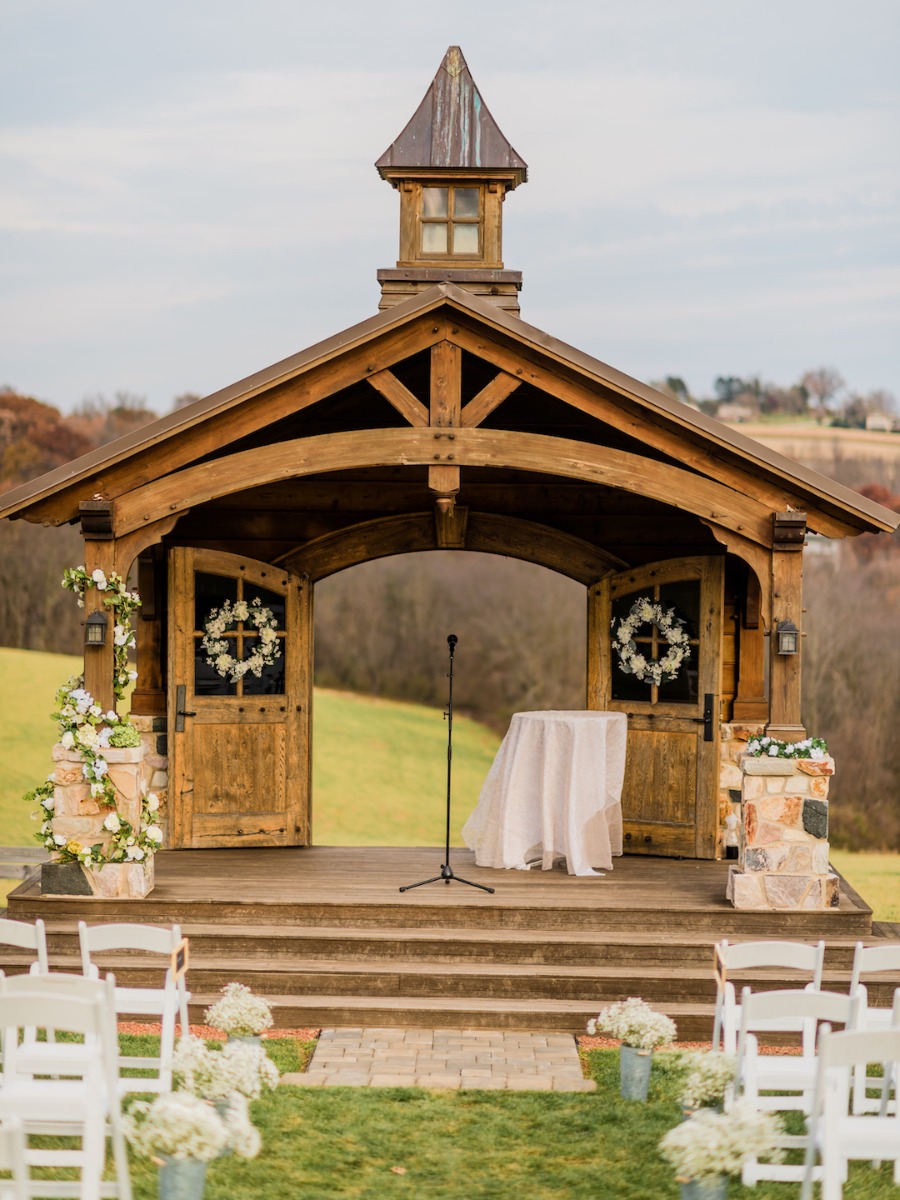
left=460, top=371, right=521, bottom=427
left=367, top=369, right=429, bottom=426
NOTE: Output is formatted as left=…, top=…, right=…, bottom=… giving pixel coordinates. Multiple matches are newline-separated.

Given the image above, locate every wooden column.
left=129, top=548, right=166, bottom=717
left=732, top=568, right=768, bottom=722
left=81, top=538, right=117, bottom=713
left=767, top=512, right=806, bottom=741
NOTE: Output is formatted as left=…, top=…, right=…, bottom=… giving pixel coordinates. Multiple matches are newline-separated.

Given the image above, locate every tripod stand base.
left=400, top=862, right=495, bottom=894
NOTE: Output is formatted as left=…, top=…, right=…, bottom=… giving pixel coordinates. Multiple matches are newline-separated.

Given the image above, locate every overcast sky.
left=2, top=0, right=898, bottom=414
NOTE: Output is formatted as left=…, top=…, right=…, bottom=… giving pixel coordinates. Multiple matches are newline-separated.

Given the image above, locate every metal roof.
left=376, top=46, right=527, bottom=184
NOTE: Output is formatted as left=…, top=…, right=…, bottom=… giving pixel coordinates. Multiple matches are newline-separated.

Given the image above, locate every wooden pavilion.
left=2, top=47, right=898, bottom=1029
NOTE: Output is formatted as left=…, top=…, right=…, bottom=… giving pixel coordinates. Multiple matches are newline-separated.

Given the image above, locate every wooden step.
left=184, top=991, right=717, bottom=1040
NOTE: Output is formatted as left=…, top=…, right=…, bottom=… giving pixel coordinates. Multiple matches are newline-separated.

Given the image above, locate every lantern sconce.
left=776, top=619, right=799, bottom=655
left=84, top=610, right=109, bottom=648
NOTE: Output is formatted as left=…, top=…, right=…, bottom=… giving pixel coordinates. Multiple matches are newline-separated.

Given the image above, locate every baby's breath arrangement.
left=205, top=982, right=274, bottom=1037
left=744, top=735, right=828, bottom=760
left=123, top=1093, right=229, bottom=1163
left=659, top=1102, right=784, bottom=1183
left=587, top=997, right=677, bottom=1050
left=173, top=1035, right=280, bottom=1101
left=678, top=1051, right=736, bottom=1110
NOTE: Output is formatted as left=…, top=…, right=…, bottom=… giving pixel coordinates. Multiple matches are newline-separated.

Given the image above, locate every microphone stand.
left=400, top=634, right=495, bottom=894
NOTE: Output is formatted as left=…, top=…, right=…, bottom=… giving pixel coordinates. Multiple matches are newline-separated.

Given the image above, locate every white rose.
left=53, top=834, right=66, bottom=846
left=41, top=794, right=55, bottom=810
left=144, top=824, right=163, bottom=843
left=91, top=569, right=108, bottom=589
left=146, top=793, right=160, bottom=812
left=60, top=730, right=75, bottom=749
left=103, top=812, right=121, bottom=833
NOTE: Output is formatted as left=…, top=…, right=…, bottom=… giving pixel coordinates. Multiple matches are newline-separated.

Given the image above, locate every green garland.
left=62, top=565, right=141, bottom=700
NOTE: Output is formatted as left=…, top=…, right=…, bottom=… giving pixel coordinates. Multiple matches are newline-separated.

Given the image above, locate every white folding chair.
left=78, top=922, right=190, bottom=1094
left=734, top=986, right=860, bottom=1185
left=800, top=1024, right=900, bottom=1200
left=0, top=974, right=131, bottom=1200
left=0, top=918, right=54, bottom=1066
left=712, top=938, right=825, bottom=1052
left=0, top=919, right=50, bottom=976
left=0, top=1117, right=27, bottom=1200
left=849, top=941, right=900, bottom=1113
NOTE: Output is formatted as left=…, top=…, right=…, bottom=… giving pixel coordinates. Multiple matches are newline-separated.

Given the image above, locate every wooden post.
left=767, top=512, right=806, bottom=741
left=732, top=568, right=768, bottom=722
left=81, top=539, right=117, bottom=713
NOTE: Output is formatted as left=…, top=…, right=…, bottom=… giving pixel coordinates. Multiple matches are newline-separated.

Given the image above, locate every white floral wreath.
left=201, top=598, right=282, bottom=682
left=612, top=595, right=692, bottom=686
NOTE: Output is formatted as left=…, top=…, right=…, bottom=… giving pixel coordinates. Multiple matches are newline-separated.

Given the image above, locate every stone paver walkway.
left=281, top=1028, right=596, bottom=1091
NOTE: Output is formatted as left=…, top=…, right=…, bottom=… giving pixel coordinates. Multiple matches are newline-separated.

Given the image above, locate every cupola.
left=376, top=46, right=527, bottom=315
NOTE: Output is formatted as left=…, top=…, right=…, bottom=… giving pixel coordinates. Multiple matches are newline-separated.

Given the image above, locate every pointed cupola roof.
left=376, top=46, right=527, bottom=184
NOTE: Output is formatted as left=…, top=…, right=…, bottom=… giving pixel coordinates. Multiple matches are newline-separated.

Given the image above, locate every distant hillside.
left=736, top=423, right=900, bottom=492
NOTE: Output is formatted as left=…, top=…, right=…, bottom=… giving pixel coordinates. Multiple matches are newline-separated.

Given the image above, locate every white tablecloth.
left=462, top=710, right=628, bottom=877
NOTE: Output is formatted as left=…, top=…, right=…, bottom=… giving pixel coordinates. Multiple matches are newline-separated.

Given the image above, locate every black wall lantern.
left=776, top=619, right=799, bottom=655
left=84, top=610, right=109, bottom=647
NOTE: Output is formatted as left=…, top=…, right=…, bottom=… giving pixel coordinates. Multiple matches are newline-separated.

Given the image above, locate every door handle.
left=175, top=685, right=196, bottom=732
left=703, top=693, right=716, bottom=742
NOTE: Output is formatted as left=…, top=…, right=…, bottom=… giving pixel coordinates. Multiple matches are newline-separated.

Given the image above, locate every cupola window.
left=420, top=186, right=481, bottom=256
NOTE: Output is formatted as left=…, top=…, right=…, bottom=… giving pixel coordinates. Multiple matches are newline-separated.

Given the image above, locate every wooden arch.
left=278, top=511, right=626, bottom=585
left=115, top=426, right=774, bottom=547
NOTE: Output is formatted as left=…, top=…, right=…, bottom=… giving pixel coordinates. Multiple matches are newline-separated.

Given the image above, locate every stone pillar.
left=726, top=754, right=838, bottom=910
left=41, top=742, right=155, bottom=898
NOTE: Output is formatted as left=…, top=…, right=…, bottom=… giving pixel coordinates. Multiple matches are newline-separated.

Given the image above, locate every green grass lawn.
left=107, top=1038, right=898, bottom=1200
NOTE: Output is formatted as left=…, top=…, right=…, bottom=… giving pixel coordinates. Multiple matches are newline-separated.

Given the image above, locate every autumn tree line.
left=1, top=382, right=898, bottom=851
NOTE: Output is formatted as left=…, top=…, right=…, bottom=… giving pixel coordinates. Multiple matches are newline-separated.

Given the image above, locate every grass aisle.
left=118, top=1040, right=899, bottom=1199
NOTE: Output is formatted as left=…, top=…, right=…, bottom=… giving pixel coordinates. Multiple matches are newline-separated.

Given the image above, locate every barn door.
left=167, top=548, right=312, bottom=849
left=588, top=556, right=724, bottom=859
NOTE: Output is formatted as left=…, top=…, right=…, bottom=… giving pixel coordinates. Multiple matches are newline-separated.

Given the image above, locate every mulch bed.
left=118, top=1022, right=321, bottom=1040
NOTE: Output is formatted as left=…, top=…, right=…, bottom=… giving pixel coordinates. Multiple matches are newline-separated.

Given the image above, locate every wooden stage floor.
left=8, top=846, right=877, bottom=937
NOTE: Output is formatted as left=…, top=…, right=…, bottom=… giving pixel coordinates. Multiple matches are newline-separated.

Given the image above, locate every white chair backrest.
left=78, top=921, right=183, bottom=971
left=0, top=918, right=49, bottom=974
left=736, top=986, right=860, bottom=1061
left=850, top=941, right=900, bottom=992
left=0, top=972, right=118, bottom=1073
left=716, top=938, right=825, bottom=980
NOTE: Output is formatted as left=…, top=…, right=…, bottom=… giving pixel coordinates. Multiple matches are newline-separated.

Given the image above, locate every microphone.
left=447, top=634, right=458, bottom=654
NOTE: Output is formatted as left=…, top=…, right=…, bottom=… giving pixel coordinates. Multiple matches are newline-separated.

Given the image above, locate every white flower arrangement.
left=744, top=734, right=828, bottom=760
left=659, top=1101, right=784, bottom=1183
left=200, top=597, right=282, bottom=682
left=678, top=1051, right=736, bottom=1110
left=587, top=997, right=677, bottom=1050
left=28, top=679, right=162, bottom=869
left=124, top=1090, right=261, bottom=1163
left=123, top=1092, right=229, bottom=1162
left=204, top=982, right=274, bottom=1037
left=173, top=1035, right=280, bottom=1101
left=612, top=596, right=692, bottom=687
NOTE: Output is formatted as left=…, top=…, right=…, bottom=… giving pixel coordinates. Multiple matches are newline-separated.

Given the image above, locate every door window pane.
left=194, top=573, right=237, bottom=632
left=610, top=583, right=699, bottom=705
left=241, top=637, right=286, bottom=695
